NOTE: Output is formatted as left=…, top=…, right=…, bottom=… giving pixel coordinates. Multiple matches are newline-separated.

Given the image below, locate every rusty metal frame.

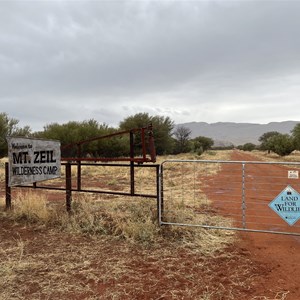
left=60, top=124, right=156, bottom=193
left=5, top=161, right=160, bottom=216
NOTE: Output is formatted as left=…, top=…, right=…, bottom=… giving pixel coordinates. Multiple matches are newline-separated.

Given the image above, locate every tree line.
left=0, top=112, right=212, bottom=158
left=1, top=111, right=300, bottom=158
left=237, top=127, right=300, bottom=156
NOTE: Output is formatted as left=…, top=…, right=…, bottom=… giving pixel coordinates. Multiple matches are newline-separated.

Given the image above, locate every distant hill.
left=175, top=121, right=300, bottom=147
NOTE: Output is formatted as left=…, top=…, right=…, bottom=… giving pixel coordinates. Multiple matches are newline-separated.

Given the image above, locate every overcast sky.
left=1, top=0, right=300, bottom=131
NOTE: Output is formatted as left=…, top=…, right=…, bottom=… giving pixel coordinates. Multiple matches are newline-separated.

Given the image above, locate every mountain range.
left=175, top=121, right=300, bottom=147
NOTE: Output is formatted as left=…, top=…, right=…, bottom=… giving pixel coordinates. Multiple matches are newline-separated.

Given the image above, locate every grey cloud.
left=1, top=1, right=300, bottom=131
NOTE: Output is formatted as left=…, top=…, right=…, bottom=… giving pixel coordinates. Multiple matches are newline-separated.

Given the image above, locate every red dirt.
left=0, top=217, right=261, bottom=299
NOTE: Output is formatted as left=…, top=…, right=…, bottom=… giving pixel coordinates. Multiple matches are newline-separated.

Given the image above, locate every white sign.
left=7, top=137, right=61, bottom=186
left=288, top=170, right=299, bottom=179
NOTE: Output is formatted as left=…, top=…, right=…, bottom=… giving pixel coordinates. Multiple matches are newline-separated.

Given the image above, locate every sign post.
left=7, top=137, right=61, bottom=186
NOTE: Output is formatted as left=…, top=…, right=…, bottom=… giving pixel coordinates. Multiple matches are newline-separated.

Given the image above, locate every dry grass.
left=251, top=291, right=290, bottom=300
left=0, top=226, right=255, bottom=300
left=1, top=151, right=235, bottom=251
left=0, top=157, right=6, bottom=184
left=159, top=150, right=232, bottom=177
left=1, top=190, right=234, bottom=255
left=0, top=151, right=266, bottom=299
left=250, top=150, right=300, bottom=163
left=160, top=150, right=234, bottom=230
left=11, top=190, right=50, bottom=223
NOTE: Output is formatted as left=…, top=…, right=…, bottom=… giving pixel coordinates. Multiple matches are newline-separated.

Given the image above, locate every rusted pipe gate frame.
left=61, top=124, right=156, bottom=193
left=5, top=125, right=161, bottom=218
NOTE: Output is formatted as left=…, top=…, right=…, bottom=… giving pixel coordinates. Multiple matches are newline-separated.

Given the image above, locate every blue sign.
left=269, top=185, right=300, bottom=226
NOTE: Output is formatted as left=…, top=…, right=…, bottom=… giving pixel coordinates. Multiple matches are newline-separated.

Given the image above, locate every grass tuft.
left=3, top=190, right=234, bottom=254
left=12, top=190, right=50, bottom=223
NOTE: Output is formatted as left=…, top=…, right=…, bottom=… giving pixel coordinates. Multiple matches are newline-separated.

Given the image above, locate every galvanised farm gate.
left=159, top=159, right=300, bottom=236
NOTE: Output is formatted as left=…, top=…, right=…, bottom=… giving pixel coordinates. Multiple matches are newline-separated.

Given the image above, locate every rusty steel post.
left=160, top=163, right=164, bottom=221
left=156, top=164, right=160, bottom=222
left=77, top=143, right=81, bottom=191
left=5, top=162, right=11, bottom=210
left=130, top=130, right=135, bottom=195
left=141, top=127, right=146, bottom=160
left=148, top=123, right=156, bottom=163
left=65, top=162, right=72, bottom=213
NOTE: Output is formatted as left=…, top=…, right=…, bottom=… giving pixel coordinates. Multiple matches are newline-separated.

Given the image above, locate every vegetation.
left=0, top=188, right=252, bottom=300
left=237, top=142, right=256, bottom=152
left=258, top=130, right=296, bottom=156
left=1, top=111, right=219, bottom=158
left=192, top=136, right=214, bottom=155
left=120, top=112, right=174, bottom=155
left=172, top=126, right=214, bottom=156
left=173, top=125, right=192, bottom=154
left=259, top=131, right=281, bottom=153
left=0, top=150, right=234, bottom=248
left=291, top=123, right=300, bottom=150
left=248, top=147, right=300, bottom=163
left=266, top=133, right=295, bottom=156
left=2, top=111, right=300, bottom=157
left=0, top=113, right=31, bottom=158
left=37, top=119, right=128, bottom=158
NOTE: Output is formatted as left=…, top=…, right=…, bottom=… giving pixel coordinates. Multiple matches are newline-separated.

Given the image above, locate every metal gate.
left=159, top=159, right=300, bottom=236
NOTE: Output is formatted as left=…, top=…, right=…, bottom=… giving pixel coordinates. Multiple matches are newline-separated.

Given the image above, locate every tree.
left=191, top=136, right=214, bottom=155
left=241, top=143, right=256, bottom=152
left=37, top=119, right=125, bottom=157
left=291, top=123, right=300, bottom=150
left=268, top=134, right=295, bottom=156
left=119, top=113, right=174, bottom=155
left=259, top=131, right=280, bottom=153
left=0, top=112, right=31, bottom=157
left=173, top=126, right=192, bottom=154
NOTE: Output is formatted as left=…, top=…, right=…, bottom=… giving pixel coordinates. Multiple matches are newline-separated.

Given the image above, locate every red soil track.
left=224, top=151, right=300, bottom=299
